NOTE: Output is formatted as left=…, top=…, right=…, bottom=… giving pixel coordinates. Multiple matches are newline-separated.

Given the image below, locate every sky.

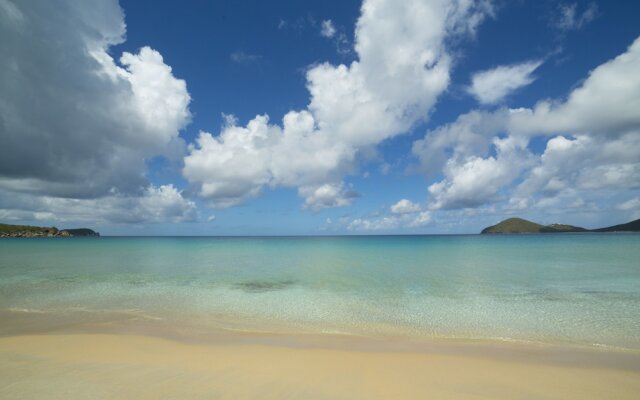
left=0, top=0, right=639, bottom=235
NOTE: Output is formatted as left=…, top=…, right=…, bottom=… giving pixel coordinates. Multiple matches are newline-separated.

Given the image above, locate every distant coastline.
left=0, top=223, right=99, bottom=238
left=2, top=219, right=639, bottom=237
left=481, top=217, right=640, bottom=234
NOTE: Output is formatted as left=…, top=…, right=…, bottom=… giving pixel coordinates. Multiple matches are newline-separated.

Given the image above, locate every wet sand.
left=1, top=332, right=639, bottom=400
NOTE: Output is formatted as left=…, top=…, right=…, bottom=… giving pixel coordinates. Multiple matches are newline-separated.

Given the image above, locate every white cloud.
left=428, top=136, right=533, bottom=209
left=468, top=60, right=542, bottom=105
left=343, top=199, right=431, bottom=232
left=135, top=185, right=196, bottom=223
left=347, top=210, right=431, bottom=231
left=184, top=0, right=494, bottom=210
left=509, top=37, right=640, bottom=136
left=183, top=115, right=278, bottom=208
left=511, top=133, right=640, bottom=208
left=390, top=199, right=421, bottom=214
left=506, top=37, right=640, bottom=208
left=299, top=182, right=359, bottom=211
left=617, top=198, right=640, bottom=211
left=320, top=19, right=352, bottom=55
left=555, top=2, right=597, bottom=31
left=0, top=0, right=191, bottom=201
left=349, top=216, right=400, bottom=231
left=409, top=211, right=432, bottom=227
left=120, top=47, right=192, bottom=144
left=412, top=109, right=510, bottom=177
left=0, top=185, right=197, bottom=224
left=413, top=36, right=640, bottom=217
left=320, top=19, right=336, bottom=38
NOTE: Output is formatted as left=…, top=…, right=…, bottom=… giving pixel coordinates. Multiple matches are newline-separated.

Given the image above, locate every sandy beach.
left=1, top=332, right=639, bottom=400
left=2, top=235, right=640, bottom=399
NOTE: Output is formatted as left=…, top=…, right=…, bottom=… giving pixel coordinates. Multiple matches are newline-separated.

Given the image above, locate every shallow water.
left=1, top=234, right=639, bottom=348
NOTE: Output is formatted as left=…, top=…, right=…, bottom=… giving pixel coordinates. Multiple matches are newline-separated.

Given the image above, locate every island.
left=591, top=218, right=640, bottom=232
left=481, top=217, right=640, bottom=234
left=0, top=223, right=99, bottom=238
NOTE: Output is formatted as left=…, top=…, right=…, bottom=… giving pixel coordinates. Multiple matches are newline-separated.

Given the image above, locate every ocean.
left=1, top=234, right=639, bottom=349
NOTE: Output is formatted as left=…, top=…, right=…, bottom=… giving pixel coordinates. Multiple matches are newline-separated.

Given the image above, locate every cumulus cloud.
left=509, top=37, right=640, bottom=137
left=468, top=60, right=542, bottom=105
left=0, top=185, right=197, bottom=224
left=390, top=199, right=422, bottom=214
left=510, top=133, right=640, bottom=209
left=412, top=109, right=510, bottom=177
left=345, top=197, right=428, bottom=231
left=184, top=0, right=494, bottom=210
left=428, top=136, right=533, bottom=209
left=299, top=182, right=359, bottom=211
left=320, top=19, right=336, bottom=38
left=183, top=115, right=278, bottom=208
left=0, top=0, right=190, bottom=200
left=348, top=210, right=431, bottom=231
left=0, top=0, right=193, bottom=223
left=506, top=37, right=640, bottom=208
left=414, top=36, right=640, bottom=215
left=119, top=47, right=191, bottom=144
left=410, top=211, right=432, bottom=227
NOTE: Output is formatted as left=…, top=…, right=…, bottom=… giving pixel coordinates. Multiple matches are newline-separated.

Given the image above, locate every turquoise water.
left=1, top=234, right=639, bottom=348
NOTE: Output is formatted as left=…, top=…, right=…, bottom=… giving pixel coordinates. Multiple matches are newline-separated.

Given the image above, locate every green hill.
left=62, top=228, right=100, bottom=236
left=591, top=218, right=640, bottom=232
left=481, top=218, right=587, bottom=234
left=0, top=223, right=99, bottom=237
left=540, top=223, right=588, bottom=233
left=481, top=217, right=639, bottom=234
left=0, top=223, right=58, bottom=236
left=481, top=218, right=544, bottom=234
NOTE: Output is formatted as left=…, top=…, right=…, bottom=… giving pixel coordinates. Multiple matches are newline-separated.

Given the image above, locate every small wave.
left=7, top=307, right=47, bottom=314
left=117, top=308, right=164, bottom=321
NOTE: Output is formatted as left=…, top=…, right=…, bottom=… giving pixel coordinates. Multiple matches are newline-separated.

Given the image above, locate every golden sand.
left=1, top=333, right=639, bottom=399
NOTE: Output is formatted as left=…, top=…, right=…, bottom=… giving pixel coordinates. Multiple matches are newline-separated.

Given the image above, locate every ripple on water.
left=233, top=279, right=296, bottom=293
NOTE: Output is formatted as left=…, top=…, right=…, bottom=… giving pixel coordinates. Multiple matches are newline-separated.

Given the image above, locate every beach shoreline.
left=2, top=308, right=640, bottom=399
left=2, top=234, right=639, bottom=398
left=3, top=306, right=640, bottom=356
left=1, top=331, right=639, bottom=400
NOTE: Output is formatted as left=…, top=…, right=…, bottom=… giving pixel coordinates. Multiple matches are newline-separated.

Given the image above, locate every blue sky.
left=0, top=0, right=639, bottom=235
